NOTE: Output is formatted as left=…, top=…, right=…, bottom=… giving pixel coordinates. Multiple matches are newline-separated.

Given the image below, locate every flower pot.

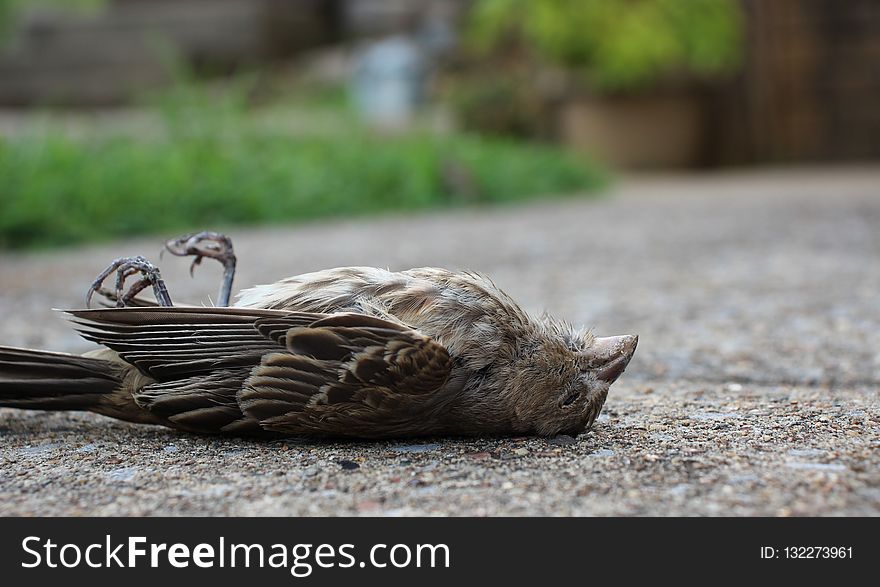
left=559, top=91, right=705, bottom=169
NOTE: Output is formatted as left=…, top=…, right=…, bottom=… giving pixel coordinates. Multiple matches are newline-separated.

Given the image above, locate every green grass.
left=1, top=70, right=608, bottom=249
left=0, top=124, right=606, bottom=250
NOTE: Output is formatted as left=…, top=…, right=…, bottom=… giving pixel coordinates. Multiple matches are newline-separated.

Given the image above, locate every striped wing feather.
left=66, top=307, right=453, bottom=436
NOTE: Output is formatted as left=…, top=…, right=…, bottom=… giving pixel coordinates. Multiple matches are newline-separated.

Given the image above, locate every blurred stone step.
left=0, top=0, right=330, bottom=105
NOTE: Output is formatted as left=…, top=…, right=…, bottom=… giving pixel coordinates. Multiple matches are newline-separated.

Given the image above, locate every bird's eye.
left=561, top=390, right=580, bottom=407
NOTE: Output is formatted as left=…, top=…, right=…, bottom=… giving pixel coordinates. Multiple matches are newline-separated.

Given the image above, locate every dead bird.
left=0, top=232, right=637, bottom=439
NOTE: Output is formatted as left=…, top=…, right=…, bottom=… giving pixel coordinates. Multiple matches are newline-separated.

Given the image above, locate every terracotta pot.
left=559, top=91, right=705, bottom=169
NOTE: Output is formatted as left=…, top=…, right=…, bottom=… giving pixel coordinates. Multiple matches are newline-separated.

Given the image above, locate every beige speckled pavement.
left=1, top=167, right=878, bottom=515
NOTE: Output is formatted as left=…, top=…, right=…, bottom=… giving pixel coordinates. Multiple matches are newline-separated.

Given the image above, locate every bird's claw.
left=164, top=231, right=235, bottom=268
left=163, top=231, right=236, bottom=307
left=87, top=256, right=173, bottom=308
left=188, top=255, right=204, bottom=277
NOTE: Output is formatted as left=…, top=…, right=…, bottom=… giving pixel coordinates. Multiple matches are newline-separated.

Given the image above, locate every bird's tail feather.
left=0, top=346, right=121, bottom=411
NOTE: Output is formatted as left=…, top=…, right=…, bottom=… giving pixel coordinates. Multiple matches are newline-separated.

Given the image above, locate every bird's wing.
left=66, top=307, right=454, bottom=437
left=238, top=313, right=455, bottom=437
left=67, top=307, right=315, bottom=379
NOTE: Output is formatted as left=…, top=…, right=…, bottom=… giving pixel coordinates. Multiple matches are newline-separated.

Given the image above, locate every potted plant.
left=459, top=0, right=743, bottom=168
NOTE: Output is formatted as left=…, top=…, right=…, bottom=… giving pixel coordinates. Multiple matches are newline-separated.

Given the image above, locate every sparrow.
left=0, top=233, right=638, bottom=439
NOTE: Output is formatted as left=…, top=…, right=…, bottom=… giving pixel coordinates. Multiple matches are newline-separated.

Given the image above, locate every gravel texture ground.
left=1, top=167, right=878, bottom=516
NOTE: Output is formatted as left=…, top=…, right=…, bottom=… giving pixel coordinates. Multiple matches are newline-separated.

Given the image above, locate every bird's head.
left=507, top=320, right=638, bottom=436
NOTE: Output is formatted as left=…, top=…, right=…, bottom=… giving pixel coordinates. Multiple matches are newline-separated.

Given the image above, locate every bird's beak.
left=590, top=334, right=639, bottom=383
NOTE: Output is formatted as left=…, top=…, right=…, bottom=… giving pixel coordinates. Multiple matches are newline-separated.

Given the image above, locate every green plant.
left=0, top=127, right=606, bottom=249
left=468, top=0, right=743, bottom=92
left=452, top=71, right=549, bottom=139
left=0, top=67, right=607, bottom=250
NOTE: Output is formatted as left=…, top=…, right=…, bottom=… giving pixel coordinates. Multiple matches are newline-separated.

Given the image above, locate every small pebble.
left=590, top=449, right=615, bottom=458
left=393, top=443, right=440, bottom=454
left=467, top=451, right=492, bottom=460
left=548, top=434, right=576, bottom=446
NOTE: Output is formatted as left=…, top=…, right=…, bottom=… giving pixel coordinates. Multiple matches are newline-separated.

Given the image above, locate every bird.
left=0, top=232, right=638, bottom=439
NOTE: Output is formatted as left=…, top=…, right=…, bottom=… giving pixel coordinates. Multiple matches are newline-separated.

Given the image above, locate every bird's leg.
left=120, top=277, right=156, bottom=307
left=163, top=231, right=236, bottom=307
left=87, top=256, right=172, bottom=308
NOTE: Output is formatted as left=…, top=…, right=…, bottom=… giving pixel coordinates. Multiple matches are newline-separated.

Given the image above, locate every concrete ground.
left=0, top=167, right=878, bottom=516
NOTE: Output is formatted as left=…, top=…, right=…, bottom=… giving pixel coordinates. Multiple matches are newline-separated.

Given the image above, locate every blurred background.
left=2, top=1, right=879, bottom=518
left=0, top=0, right=877, bottom=249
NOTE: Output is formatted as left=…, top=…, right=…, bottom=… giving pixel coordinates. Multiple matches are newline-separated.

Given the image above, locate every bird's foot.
left=164, top=231, right=236, bottom=307
left=87, top=256, right=172, bottom=308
